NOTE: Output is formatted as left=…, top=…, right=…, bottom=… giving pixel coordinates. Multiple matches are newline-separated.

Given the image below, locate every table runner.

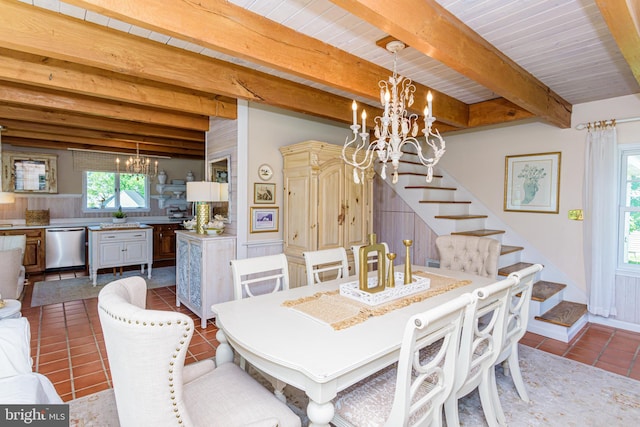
left=282, top=271, right=471, bottom=330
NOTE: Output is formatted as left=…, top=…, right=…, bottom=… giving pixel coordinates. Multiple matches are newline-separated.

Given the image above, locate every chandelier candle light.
left=342, top=41, right=446, bottom=184
left=116, top=142, right=158, bottom=178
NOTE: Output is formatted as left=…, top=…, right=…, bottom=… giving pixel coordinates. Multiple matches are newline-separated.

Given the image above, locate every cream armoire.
left=280, top=140, right=373, bottom=287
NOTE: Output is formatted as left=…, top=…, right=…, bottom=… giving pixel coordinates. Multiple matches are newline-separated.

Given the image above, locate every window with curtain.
left=618, top=145, right=640, bottom=272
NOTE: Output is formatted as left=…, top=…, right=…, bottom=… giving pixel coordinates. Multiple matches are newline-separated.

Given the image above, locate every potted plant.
left=112, top=207, right=127, bottom=223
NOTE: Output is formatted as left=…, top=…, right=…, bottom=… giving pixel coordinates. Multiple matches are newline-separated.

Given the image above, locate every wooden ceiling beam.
left=1, top=130, right=203, bottom=158
left=0, top=83, right=209, bottom=131
left=0, top=1, right=380, bottom=127
left=0, top=48, right=236, bottom=119
left=0, top=118, right=203, bottom=151
left=61, top=0, right=470, bottom=128
left=596, top=0, right=640, bottom=84
left=329, top=0, right=572, bottom=128
left=0, top=104, right=204, bottom=142
left=3, top=137, right=204, bottom=160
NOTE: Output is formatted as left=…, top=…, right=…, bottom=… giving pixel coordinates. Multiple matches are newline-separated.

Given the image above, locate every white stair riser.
left=527, top=315, right=588, bottom=343
left=449, top=218, right=486, bottom=232
left=437, top=204, right=470, bottom=216
left=498, top=250, right=521, bottom=268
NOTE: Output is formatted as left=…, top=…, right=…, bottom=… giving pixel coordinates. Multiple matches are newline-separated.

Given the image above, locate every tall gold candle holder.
left=386, top=252, right=396, bottom=288
left=403, top=239, right=413, bottom=284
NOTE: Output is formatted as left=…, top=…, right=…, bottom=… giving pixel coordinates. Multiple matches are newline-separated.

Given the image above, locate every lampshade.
left=187, top=181, right=217, bottom=202
left=0, top=192, right=15, bottom=204
left=219, top=183, right=229, bottom=202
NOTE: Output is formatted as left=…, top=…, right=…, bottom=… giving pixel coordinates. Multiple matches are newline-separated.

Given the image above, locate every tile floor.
left=19, top=269, right=640, bottom=402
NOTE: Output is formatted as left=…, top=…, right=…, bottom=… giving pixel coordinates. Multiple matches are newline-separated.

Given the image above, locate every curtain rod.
left=575, top=116, right=640, bottom=130
left=67, top=147, right=171, bottom=159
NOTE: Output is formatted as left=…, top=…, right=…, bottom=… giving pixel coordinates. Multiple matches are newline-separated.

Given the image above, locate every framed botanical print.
left=504, top=152, right=561, bottom=213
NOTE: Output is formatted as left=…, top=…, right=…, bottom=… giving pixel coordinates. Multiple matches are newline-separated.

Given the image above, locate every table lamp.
left=187, top=181, right=218, bottom=234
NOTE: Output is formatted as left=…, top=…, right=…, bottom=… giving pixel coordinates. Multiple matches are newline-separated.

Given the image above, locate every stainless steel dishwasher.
left=46, top=227, right=86, bottom=269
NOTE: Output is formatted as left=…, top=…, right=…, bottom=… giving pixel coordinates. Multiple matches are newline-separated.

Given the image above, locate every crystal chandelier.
left=116, top=142, right=158, bottom=178
left=342, top=41, right=446, bottom=184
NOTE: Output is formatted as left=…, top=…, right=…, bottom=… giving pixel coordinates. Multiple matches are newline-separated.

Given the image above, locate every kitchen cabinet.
left=87, top=225, right=153, bottom=286
left=175, top=231, right=235, bottom=328
left=0, top=228, right=45, bottom=274
left=153, top=223, right=180, bottom=261
left=280, top=140, right=373, bottom=286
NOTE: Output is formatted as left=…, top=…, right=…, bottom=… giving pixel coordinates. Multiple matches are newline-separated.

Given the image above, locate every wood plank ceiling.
left=0, top=0, right=637, bottom=159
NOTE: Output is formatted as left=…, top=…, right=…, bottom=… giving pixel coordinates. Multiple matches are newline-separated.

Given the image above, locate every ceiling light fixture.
left=116, top=142, right=158, bottom=178
left=342, top=41, right=446, bottom=184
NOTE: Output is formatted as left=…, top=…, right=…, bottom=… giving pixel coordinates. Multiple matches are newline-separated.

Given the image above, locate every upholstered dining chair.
left=303, top=247, right=349, bottom=286
left=351, top=242, right=390, bottom=277
left=332, top=291, right=476, bottom=427
left=444, top=274, right=517, bottom=427
left=491, top=263, right=544, bottom=425
left=98, top=276, right=301, bottom=427
left=230, top=253, right=290, bottom=300
left=435, top=234, right=502, bottom=279
left=0, top=234, right=27, bottom=300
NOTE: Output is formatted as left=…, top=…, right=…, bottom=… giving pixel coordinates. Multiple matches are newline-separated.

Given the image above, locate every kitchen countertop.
left=0, top=216, right=190, bottom=230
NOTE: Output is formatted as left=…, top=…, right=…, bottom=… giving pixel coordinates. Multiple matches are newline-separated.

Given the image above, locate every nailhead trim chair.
left=98, top=276, right=300, bottom=427
left=0, top=235, right=27, bottom=300
left=435, top=235, right=502, bottom=279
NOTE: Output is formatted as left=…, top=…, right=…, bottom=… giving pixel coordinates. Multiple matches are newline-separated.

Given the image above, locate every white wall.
left=440, top=93, right=640, bottom=294
left=245, top=102, right=347, bottom=243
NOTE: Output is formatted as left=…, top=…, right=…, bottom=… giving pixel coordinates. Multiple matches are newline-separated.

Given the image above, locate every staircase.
left=383, top=155, right=588, bottom=343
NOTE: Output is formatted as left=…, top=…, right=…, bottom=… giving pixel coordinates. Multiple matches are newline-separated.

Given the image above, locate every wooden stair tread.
left=419, top=200, right=472, bottom=204
left=434, top=214, right=488, bottom=220
left=452, top=229, right=506, bottom=237
left=535, top=301, right=587, bottom=327
left=397, top=172, right=443, bottom=179
left=498, top=262, right=534, bottom=276
left=405, top=185, right=457, bottom=191
left=531, top=280, right=567, bottom=302
left=501, top=245, right=524, bottom=255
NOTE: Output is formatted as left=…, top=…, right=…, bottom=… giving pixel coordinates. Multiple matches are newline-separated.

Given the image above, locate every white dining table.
left=211, top=266, right=493, bottom=427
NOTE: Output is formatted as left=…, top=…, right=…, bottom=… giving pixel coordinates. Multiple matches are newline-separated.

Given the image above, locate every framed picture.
left=250, top=207, right=279, bottom=233
left=213, top=167, right=228, bottom=183
left=504, top=152, right=561, bottom=213
left=254, top=182, right=276, bottom=204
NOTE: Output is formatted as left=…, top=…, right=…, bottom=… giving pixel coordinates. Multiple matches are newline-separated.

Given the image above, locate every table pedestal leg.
left=215, top=329, right=234, bottom=365
left=307, top=399, right=334, bottom=427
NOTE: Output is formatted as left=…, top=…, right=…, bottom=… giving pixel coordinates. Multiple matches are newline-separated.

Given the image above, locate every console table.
left=87, top=225, right=153, bottom=286
left=175, top=231, right=236, bottom=328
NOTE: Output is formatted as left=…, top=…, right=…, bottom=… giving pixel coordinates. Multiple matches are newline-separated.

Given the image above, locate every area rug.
left=31, top=266, right=176, bottom=307
left=67, top=345, right=640, bottom=426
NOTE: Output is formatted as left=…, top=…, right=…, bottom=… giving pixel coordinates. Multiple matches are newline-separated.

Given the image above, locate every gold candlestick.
left=403, top=239, right=413, bottom=284
left=386, top=253, right=396, bottom=287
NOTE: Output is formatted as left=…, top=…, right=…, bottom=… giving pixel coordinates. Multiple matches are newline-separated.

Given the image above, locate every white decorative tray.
left=339, top=272, right=430, bottom=306
left=99, top=222, right=141, bottom=229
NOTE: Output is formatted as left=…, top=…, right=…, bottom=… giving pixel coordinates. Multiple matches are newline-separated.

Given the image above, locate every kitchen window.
left=83, top=171, right=150, bottom=212
left=618, top=145, right=640, bottom=272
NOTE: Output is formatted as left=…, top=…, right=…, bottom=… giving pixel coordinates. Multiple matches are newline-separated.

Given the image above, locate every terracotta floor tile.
left=71, top=351, right=103, bottom=366
left=608, top=336, right=640, bottom=353
left=53, top=380, right=72, bottom=398
left=73, top=371, right=109, bottom=389
left=39, top=341, right=68, bottom=354
left=37, top=359, right=70, bottom=374
left=38, top=349, right=70, bottom=364
left=537, top=339, right=571, bottom=356
left=595, top=360, right=630, bottom=376
left=74, top=382, right=111, bottom=399
left=45, top=369, right=71, bottom=384
left=69, top=343, right=100, bottom=357
left=565, top=347, right=599, bottom=365
left=73, top=361, right=104, bottom=380
left=598, top=348, right=635, bottom=369
left=68, top=336, right=96, bottom=348
left=572, top=337, right=607, bottom=352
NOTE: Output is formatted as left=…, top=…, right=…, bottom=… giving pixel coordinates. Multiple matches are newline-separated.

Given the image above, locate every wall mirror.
left=2, top=151, right=58, bottom=193
left=208, top=156, right=230, bottom=222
